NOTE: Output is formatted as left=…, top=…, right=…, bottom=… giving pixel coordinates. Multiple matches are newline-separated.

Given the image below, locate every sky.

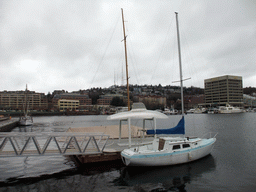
left=0, top=0, right=255, bottom=94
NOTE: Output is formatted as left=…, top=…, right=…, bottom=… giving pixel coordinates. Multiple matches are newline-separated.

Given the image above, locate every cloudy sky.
left=0, top=0, right=255, bottom=94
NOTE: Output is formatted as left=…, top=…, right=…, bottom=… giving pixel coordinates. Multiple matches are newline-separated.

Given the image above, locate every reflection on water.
left=116, top=155, right=216, bottom=191
left=0, top=156, right=215, bottom=192
left=0, top=161, right=125, bottom=192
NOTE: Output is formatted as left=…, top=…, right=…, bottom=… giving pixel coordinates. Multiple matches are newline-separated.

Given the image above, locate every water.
left=0, top=113, right=256, bottom=191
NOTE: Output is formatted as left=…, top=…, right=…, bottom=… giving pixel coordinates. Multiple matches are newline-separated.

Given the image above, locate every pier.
left=0, top=118, right=19, bottom=132
left=72, top=137, right=153, bottom=164
left=0, top=117, right=154, bottom=164
left=0, top=132, right=110, bottom=157
left=0, top=130, right=153, bottom=164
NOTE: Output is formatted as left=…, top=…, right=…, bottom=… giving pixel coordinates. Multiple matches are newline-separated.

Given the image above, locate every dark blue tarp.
left=146, top=116, right=185, bottom=135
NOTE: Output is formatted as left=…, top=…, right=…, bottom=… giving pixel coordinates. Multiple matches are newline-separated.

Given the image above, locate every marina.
left=0, top=1, right=255, bottom=191
left=0, top=113, right=255, bottom=191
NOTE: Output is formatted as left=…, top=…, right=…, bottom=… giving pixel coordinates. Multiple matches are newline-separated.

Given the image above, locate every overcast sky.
left=0, top=0, right=255, bottom=94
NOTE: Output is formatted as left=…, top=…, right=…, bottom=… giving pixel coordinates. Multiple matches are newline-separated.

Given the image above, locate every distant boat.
left=116, top=106, right=129, bottom=113
left=208, top=108, right=219, bottom=114
left=186, top=108, right=195, bottom=114
left=194, top=108, right=202, bottom=114
left=218, top=104, right=243, bottom=114
left=19, top=85, right=33, bottom=126
left=163, top=108, right=178, bottom=115
left=118, top=12, right=217, bottom=166
left=19, top=114, right=33, bottom=126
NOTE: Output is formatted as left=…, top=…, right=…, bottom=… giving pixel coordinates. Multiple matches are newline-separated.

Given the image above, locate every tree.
left=111, top=97, right=125, bottom=107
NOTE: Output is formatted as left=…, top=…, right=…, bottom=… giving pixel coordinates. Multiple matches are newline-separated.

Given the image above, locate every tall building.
left=0, top=90, right=48, bottom=110
left=204, top=75, right=243, bottom=106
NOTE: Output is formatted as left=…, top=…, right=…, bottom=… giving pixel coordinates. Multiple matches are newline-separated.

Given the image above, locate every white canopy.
left=107, top=108, right=168, bottom=120
left=107, top=107, right=168, bottom=147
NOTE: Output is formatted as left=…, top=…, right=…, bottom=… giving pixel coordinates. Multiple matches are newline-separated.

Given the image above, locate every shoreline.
left=0, top=111, right=101, bottom=117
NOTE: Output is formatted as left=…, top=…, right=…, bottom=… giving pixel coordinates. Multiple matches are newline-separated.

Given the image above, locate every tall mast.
left=175, top=12, right=184, bottom=116
left=121, top=8, right=130, bottom=111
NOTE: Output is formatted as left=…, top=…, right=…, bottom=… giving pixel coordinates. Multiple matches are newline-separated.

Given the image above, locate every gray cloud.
left=0, top=0, right=255, bottom=93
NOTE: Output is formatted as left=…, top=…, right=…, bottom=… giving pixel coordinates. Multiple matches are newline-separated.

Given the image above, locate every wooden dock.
left=66, top=124, right=152, bottom=164
left=70, top=137, right=154, bottom=164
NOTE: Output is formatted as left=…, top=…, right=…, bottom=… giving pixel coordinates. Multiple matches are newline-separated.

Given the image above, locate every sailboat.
left=19, top=85, right=33, bottom=126
left=119, top=12, right=217, bottom=166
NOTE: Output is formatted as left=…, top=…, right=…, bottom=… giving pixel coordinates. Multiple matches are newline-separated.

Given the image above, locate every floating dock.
left=0, top=122, right=153, bottom=165
left=0, top=118, right=19, bottom=132
left=67, top=125, right=153, bottom=164
left=70, top=137, right=154, bottom=165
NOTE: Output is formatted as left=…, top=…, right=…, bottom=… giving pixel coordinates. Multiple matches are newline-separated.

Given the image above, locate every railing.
left=0, top=132, right=109, bottom=157
left=202, top=132, right=218, bottom=139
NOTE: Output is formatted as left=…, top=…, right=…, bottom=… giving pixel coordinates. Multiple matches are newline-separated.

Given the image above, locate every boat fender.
left=188, top=152, right=192, bottom=160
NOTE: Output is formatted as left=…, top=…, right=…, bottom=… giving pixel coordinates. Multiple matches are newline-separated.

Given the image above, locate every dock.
left=70, top=137, right=154, bottom=164
left=0, top=120, right=154, bottom=164
left=0, top=118, right=19, bottom=132
left=0, top=124, right=153, bottom=165
left=0, top=130, right=153, bottom=162
left=67, top=125, right=153, bottom=164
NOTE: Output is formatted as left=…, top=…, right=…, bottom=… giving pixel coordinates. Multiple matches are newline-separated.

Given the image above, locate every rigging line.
left=116, top=45, right=125, bottom=86
left=150, top=16, right=176, bottom=85
left=127, top=44, right=140, bottom=84
left=180, top=29, right=198, bottom=87
left=124, top=24, right=141, bottom=85
left=126, top=51, right=140, bottom=85
left=89, top=15, right=120, bottom=88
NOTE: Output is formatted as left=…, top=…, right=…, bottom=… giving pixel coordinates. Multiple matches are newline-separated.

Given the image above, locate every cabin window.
left=183, top=144, right=190, bottom=148
left=173, top=145, right=180, bottom=150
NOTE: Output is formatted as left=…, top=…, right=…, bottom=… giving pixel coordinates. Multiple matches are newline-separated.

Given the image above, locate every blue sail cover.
left=147, top=116, right=185, bottom=135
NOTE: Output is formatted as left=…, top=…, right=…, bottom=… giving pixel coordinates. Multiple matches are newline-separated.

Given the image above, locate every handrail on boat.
left=201, top=132, right=218, bottom=139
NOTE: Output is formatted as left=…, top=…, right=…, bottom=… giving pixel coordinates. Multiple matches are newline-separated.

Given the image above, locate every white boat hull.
left=121, top=138, right=216, bottom=166
left=19, top=120, right=33, bottom=126
left=219, top=110, right=242, bottom=114
left=218, top=104, right=243, bottom=114
left=19, top=116, right=33, bottom=126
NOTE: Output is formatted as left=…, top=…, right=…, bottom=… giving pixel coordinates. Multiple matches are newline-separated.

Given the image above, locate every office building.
left=52, top=93, right=92, bottom=110
left=204, top=75, right=243, bottom=106
left=58, top=99, right=79, bottom=112
left=0, top=90, right=48, bottom=110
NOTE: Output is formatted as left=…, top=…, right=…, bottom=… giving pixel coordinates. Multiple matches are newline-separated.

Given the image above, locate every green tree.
left=111, top=97, right=125, bottom=106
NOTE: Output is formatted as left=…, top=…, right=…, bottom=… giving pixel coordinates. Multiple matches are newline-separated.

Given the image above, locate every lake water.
left=0, top=113, right=256, bottom=192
